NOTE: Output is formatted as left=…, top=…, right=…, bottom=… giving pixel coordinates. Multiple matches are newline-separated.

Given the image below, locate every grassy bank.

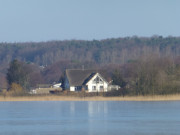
left=0, top=94, right=180, bottom=101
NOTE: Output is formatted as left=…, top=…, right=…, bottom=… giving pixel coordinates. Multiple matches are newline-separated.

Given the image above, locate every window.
left=75, top=86, right=82, bottom=91
left=100, top=86, right=104, bottom=90
left=93, top=76, right=103, bottom=84
left=92, top=86, right=96, bottom=90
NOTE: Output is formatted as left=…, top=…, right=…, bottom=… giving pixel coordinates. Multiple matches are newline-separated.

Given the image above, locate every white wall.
left=86, top=73, right=108, bottom=92
left=70, top=86, right=75, bottom=91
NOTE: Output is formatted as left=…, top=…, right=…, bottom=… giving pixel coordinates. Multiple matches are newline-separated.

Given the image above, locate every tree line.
left=0, top=36, right=180, bottom=95
left=111, top=56, right=180, bottom=95
left=4, top=55, right=180, bottom=96
left=0, top=36, right=180, bottom=67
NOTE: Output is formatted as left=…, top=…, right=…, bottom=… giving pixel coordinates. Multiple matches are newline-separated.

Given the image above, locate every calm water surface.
left=0, top=101, right=179, bottom=135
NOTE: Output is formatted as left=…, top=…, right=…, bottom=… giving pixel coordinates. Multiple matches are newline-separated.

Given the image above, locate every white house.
left=64, top=69, right=110, bottom=92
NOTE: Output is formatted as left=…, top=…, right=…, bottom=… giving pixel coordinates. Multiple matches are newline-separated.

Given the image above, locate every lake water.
left=0, top=101, right=179, bottom=135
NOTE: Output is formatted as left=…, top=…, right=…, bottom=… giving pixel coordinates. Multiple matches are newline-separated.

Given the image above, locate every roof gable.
left=66, top=69, right=108, bottom=86
left=85, top=73, right=108, bottom=85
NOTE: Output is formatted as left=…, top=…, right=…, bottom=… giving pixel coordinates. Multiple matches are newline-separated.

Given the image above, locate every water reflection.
left=87, top=102, right=109, bottom=135
left=88, top=101, right=108, bottom=117
left=70, top=101, right=75, bottom=115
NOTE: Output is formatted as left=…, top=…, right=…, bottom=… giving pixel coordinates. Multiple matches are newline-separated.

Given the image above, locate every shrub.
left=7, top=83, right=25, bottom=96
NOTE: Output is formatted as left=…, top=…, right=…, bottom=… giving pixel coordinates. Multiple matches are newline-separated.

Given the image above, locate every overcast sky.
left=0, top=0, right=180, bottom=42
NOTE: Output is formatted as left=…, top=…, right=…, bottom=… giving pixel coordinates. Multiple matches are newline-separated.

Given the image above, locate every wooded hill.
left=1, top=36, right=180, bottom=66
left=1, top=36, right=180, bottom=95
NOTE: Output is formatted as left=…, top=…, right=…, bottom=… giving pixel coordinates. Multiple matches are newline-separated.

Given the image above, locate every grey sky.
left=0, top=0, right=180, bottom=42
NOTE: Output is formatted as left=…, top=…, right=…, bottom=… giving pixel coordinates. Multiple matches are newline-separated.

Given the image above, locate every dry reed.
left=0, top=94, right=180, bottom=102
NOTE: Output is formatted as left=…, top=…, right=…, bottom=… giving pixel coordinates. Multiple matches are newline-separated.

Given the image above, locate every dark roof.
left=82, top=72, right=96, bottom=85
left=66, top=69, right=107, bottom=86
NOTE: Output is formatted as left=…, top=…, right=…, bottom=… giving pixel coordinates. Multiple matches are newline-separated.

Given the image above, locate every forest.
left=0, top=36, right=180, bottom=95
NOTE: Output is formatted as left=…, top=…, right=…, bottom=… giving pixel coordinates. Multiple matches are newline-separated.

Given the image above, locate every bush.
left=104, top=89, right=127, bottom=97
left=6, top=83, right=25, bottom=96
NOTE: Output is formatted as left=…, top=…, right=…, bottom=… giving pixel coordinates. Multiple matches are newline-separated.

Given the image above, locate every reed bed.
left=0, top=94, right=180, bottom=102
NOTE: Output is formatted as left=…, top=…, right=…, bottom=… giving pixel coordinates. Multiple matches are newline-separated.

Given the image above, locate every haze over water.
left=0, top=101, right=179, bottom=135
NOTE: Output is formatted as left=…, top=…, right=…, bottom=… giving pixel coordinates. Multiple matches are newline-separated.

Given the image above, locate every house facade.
left=64, top=69, right=109, bottom=92
left=85, top=73, right=108, bottom=92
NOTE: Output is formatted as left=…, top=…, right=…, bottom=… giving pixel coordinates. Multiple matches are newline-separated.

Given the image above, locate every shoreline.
left=0, top=94, right=180, bottom=102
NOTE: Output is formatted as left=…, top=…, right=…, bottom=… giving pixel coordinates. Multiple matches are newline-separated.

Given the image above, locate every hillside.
left=1, top=36, right=180, bottom=66
left=1, top=36, right=180, bottom=92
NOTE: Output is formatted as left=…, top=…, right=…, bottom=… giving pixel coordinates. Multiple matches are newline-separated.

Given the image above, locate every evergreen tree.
left=7, top=60, right=29, bottom=89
